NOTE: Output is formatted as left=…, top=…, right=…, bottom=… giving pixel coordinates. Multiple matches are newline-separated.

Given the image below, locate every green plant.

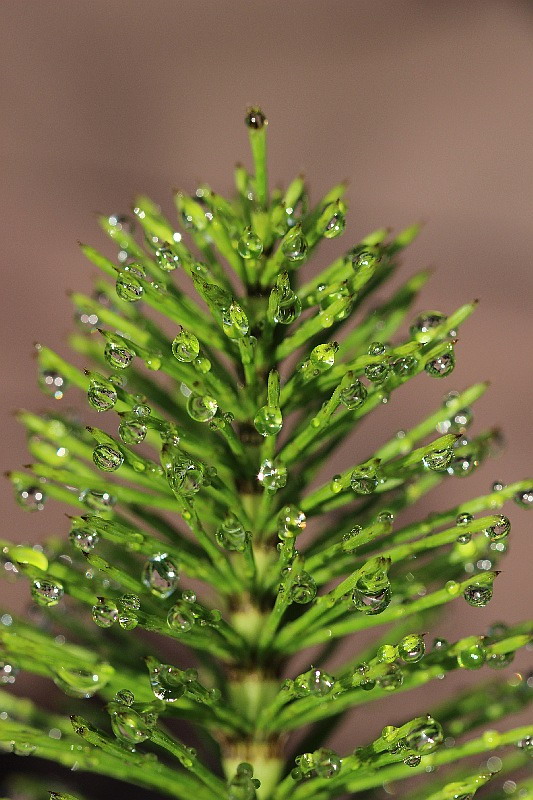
left=1, top=108, right=531, bottom=800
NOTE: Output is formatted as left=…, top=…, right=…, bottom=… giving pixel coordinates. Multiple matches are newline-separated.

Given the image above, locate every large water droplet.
left=215, top=515, right=248, bottom=551
left=229, top=762, right=259, bottom=800
left=39, top=369, right=69, bottom=400
left=350, top=464, right=378, bottom=495
left=319, top=285, right=352, bottom=322
left=340, top=379, right=367, bottom=410
left=116, top=268, right=144, bottom=302
left=457, top=641, right=487, bottom=669
left=79, top=489, right=116, bottom=511
left=282, top=228, right=308, bottom=263
left=147, top=661, right=186, bottom=702
left=364, top=360, right=390, bottom=383
left=171, top=329, right=200, bottom=362
left=92, top=598, right=118, bottom=627
left=222, top=302, right=249, bottom=339
left=187, top=393, right=218, bottom=423
left=484, top=515, right=510, bottom=541
left=69, top=525, right=99, bottom=552
left=289, top=572, right=317, bottom=604
left=273, top=292, right=302, bottom=325
left=310, top=342, right=338, bottom=372
left=277, top=505, right=306, bottom=539
left=245, top=108, right=267, bottom=129
left=376, top=665, right=403, bottom=691
left=110, top=707, right=154, bottom=745
left=118, top=417, right=147, bottom=445
left=31, top=579, right=64, bottom=607
left=423, top=447, right=453, bottom=471
left=313, top=748, right=341, bottom=778
left=346, top=245, right=381, bottom=270
left=258, top=459, right=287, bottom=491
left=104, top=341, right=134, bottom=370
left=155, top=245, right=179, bottom=272
left=463, top=582, right=493, bottom=607
left=392, top=356, right=418, bottom=377
left=142, top=554, right=179, bottom=599
left=92, top=444, right=124, bottom=472
left=16, top=484, right=46, bottom=511
left=238, top=227, right=263, bottom=259
left=87, top=377, right=117, bottom=412
left=352, top=585, right=391, bottom=615
left=254, top=405, right=282, bottom=436
left=53, top=663, right=114, bottom=699
left=405, top=717, right=443, bottom=754
left=425, top=351, right=455, bottom=378
left=321, top=207, right=346, bottom=240
left=398, top=634, right=425, bottom=663
left=165, top=455, right=205, bottom=496
left=410, top=311, right=447, bottom=342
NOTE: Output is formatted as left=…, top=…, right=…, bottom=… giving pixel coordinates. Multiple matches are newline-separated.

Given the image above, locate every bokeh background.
left=0, top=0, right=532, bottom=796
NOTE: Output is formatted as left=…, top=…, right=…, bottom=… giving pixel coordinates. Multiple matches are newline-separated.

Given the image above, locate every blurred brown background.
left=0, top=0, right=532, bottom=795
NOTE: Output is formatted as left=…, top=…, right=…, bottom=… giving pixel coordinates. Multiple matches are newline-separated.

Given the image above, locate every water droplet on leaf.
left=104, top=341, right=134, bottom=370
left=93, top=444, right=124, bottom=472
left=87, top=377, right=117, bottom=412
left=254, top=405, right=282, bottom=436
left=464, top=582, right=493, bottom=607
left=340, top=379, right=367, bottom=409
left=92, top=598, right=118, bottom=628
left=258, top=459, right=287, bottom=491
left=216, top=515, right=248, bottom=551
left=31, top=579, right=63, bottom=607
left=142, top=554, right=179, bottom=599
left=238, top=228, right=263, bottom=259
left=289, top=572, right=317, bottom=604
left=425, top=351, right=455, bottom=378
left=187, top=393, right=218, bottom=423
left=172, top=330, right=200, bottom=362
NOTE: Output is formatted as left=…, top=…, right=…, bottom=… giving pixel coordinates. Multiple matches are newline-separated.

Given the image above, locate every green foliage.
left=1, top=109, right=532, bottom=800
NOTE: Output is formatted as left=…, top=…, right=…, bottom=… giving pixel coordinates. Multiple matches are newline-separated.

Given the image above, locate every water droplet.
left=155, top=245, right=179, bottom=271
left=376, top=665, right=403, bottom=691
left=104, top=341, right=134, bottom=370
left=464, top=582, right=493, bottom=608
left=70, top=525, right=99, bottom=552
left=352, top=559, right=391, bottom=615
left=484, top=515, right=510, bottom=541
left=53, top=664, right=114, bottom=698
left=238, top=228, right=263, bottom=259
left=403, top=754, right=421, bottom=767
left=116, top=269, right=144, bottom=302
left=194, top=355, right=211, bottom=373
left=513, top=488, right=533, bottom=509
left=313, top=748, right=341, bottom=778
left=456, top=532, right=471, bottom=544
left=39, top=369, right=68, bottom=399
left=447, top=452, right=478, bottom=477
left=92, top=598, right=118, bottom=628
left=321, top=205, right=346, bottom=240
left=186, top=393, right=218, bottom=423
left=165, top=453, right=205, bottom=496
left=352, top=585, right=391, bottom=615
left=273, top=288, right=302, bottom=325
left=282, top=227, right=308, bottom=263
left=118, top=417, right=147, bottom=445
left=254, top=405, right=282, bottom=436
left=118, top=613, right=138, bottom=630
left=120, top=593, right=141, bottom=611
left=222, top=302, right=249, bottom=339
left=115, top=689, right=134, bottom=705
left=309, top=343, right=338, bottom=373
left=425, top=351, right=455, bottom=378
left=92, top=444, right=124, bottom=472
left=216, top=515, right=248, bottom=551
left=245, top=108, right=267, bottom=129
left=340, top=379, right=367, bottom=409
left=423, top=447, right=453, bottom=471
left=364, top=360, right=390, bottom=383
left=410, top=311, right=447, bottom=342
left=171, top=329, right=200, bottom=362
left=377, top=644, right=398, bottom=663
left=346, top=245, right=381, bottom=270
left=398, top=634, right=425, bottom=663
left=110, top=707, right=154, bottom=744
left=258, top=459, right=287, bottom=491
left=457, top=641, right=487, bottom=669
left=319, top=284, right=352, bottom=322
left=277, top=505, right=306, bottom=539
left=147, top=661, right=186, bottom=702
left=31, top=579, right=63, bottom=607
left=142, top=554, right=179, bottom=599
left=229, top=761, right=259, bottom=800
left=289, top=572, right=317, bottom=604
left=350, top=464, right=378, bottom=495
left=87, top=377, right=117, bottom=412
left=79, top=489, right=116, bottom=511
left=16, top=484, right=46, bottom=511
left=487, top=651, right=514, bottom=669
left=405, top=718, right=443, bottom=753
left=295, top=668, right=335, bottom=697
left=456, top=513, right=473, bottom=526
left=432, top=637, right=449, bottom=651
left=392, top=356, right=418, bottom=377
left=445, top=580, right=461, bottom=595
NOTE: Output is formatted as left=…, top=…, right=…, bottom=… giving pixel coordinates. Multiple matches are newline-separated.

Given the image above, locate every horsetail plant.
left=1, top=108, right=532, bottom=800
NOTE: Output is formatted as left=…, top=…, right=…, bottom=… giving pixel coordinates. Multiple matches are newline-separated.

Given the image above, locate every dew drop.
left=147, top=661, right=186, bottom=702
left=92, top=444, right=124, bottom=472
left=513, top=488, right=533, bottom=509
left=447, top=452, right=478, bottom=477
left=289, top=572, right=317, bottom=604
left=92, top=598, right=118, bottom=628
left=313, top=748, right=341, bottom=778
left=457, top=642, right=487, bottom=669
left=273, top=291, right=302, bottom=325
left=346, top=245, right=381, bottom=270
left=222, top=302, right=249, bottom=339
left=116, top=269, right=144, bottom=302
left=69, top=525, right=99, bottom=553
left=104, top=341, right=134, bottom=370
left=215, top=514, right=248, bottom=551
left=110, top=707, right=154, bottom=744
left=282, top=228, right=308, bottom=263
left=155, top=246, right=179, bottom=272
left=238, top=227, right=263, bottom=259
left=79, top=489, right=116, bottom=511
left=423, top=447, right=453, bottom=471
left=340, top=379, right=367, bottom=410
left=87, top=377, right=117, bottom=412
left=377, top=644, right=398, bottom=663
left=258, top=459, right=287, bottom=491
left=456, top=513, right=473, bottom=526
left=118, top=613, right=138, bottom=630
left=364, top=360, right=390, bottom=383
left=425, top=351, right=455, bottom=378
left=392, top=356, right=418, bottom=377
left=31, top=579, right=63, bottom=607
left=16, top=484, right=46, bottom=511
left=171, top=329, right=200, bottom=362
left=484, top=515, right=510, bottom=541
left=376, top=665, right=403, bottom=691
left=53, top=664, right=114, bottom=698
left=116, top=689, right=134, bottom=705
left=187, top=393, right=218, bottom=423
left=405, top=717, right=443, bottom=754
left=118, top=417, right=147, bottom=445
left=410, top=311, right=447, bottom=342
left=319, top=285, right=352, bottom=321
left=464, top=582, right=493, bottom=608
left=141, top=554, right=179, bottom=599
left=39, top=369, right=69, bottom=400
left=403, top=754, right=421, bottom=767
left=254, top=405, right=282, bottom=436
left=398, top=634, right=425, bottom=663
left=245, top=108, right=267, bottom=129
left=350, top=464, right=378, bottom=495
left=120, top=593, right=141, bottom=611
left=277, top=505, right=306, bottom=539
left=321, top=207, right=346, bottom=240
